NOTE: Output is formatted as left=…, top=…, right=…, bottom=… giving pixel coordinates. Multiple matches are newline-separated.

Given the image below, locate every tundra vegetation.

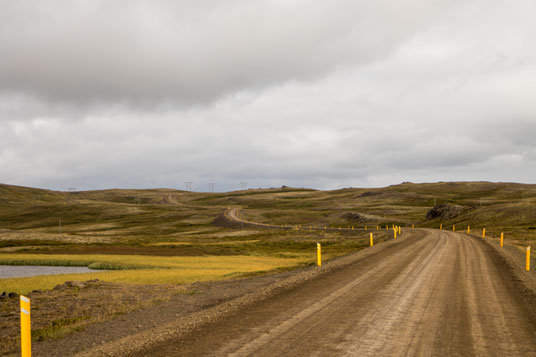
left=0, top=181, right=535, bottom=352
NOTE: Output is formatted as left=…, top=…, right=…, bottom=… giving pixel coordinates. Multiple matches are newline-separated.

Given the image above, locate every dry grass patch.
left=0, top=254, right=311, bottom=294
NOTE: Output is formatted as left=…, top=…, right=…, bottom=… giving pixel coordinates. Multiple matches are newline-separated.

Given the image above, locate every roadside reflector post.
left=526, top=246, right=531, bottom=271
left=412, top=224, right=414, bottom=229
left=339, top=226, right=341, bottom=230
left=440, top=224, right=442, bottom=230
left=370, top=233, right=374, bottom=247
left=500, top=232, right=504, bottom=247
left=376, top=225, right=379, bottom=230
left=398, top=226, right=401, bottom=235
left=453, top=225, right=455, bottom=232
left=385, top=225, right=388, bottom=231
left=483, top=228, right=486, bottom=238
left=352, top=226, right=354, bottom=230
left=365, top=225, right=367, bottom=230
left=468, top=226, right=470, bottom=234
left=20, top=295, right=31, bottom=357
left=394, top=230, right=397, bottom=239
left=317, top=243, right=321, bottom=266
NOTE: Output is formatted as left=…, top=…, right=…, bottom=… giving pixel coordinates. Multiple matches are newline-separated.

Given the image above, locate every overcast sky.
left=1, top=0, right=535, bottom=192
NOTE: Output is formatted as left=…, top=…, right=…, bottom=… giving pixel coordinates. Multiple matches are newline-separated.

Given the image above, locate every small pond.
left=0, top=265, right=104, bottom=278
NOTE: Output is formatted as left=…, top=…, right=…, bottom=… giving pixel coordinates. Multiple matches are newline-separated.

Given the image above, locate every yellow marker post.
left=352, top=226, right=354, bottom=230
left=376, top=225, right=379, bottom=230
left=482, top=228, right=486, bottom=238
left=394, top=230, right=397, bottom=239
left=468, top=226, right=470, bottom=234
left=398, top=226, right=401, bottom=235
left=440, top=224, right=442, bottom=230
left=370, top=233, right=373, bottom=247
left=500, top=232, right=504, bottom=248
left=412, top=224, right=414, bottom=229
left=386, top=225, right=388, bottom=231
left=526, top=246, right=531, bottom=272
left=365, top=225, right=367, bottom=231
left=317, top=243, right=322, bottom=266
left=20, top=295, right=31, bottom=357
left=324, top=226, right=327, bottom=230
left=453, top=225, right=455, bottom=232
left=339, top=226, right=341, bottom=230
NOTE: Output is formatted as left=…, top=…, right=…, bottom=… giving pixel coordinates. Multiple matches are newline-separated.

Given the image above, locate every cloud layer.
left=0, top=0, right=451, bottom=106
left=1, top=0, right=535, bottom=191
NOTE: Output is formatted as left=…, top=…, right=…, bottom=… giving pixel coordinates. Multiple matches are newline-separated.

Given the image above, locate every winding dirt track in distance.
left=224, top=207, right=367, bottom=231
left=137, top=229, right=536, bottom=356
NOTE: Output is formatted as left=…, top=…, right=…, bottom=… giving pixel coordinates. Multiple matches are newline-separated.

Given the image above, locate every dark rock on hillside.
left=426, top=204, right=464, bottom=220
left=341, top=212, right=367, bottom=222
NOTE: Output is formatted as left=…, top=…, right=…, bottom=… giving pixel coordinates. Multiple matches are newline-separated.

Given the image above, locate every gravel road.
left=138, top=229, right=536, bottom=356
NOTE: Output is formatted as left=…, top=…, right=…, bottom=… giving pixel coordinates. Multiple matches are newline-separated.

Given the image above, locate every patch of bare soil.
left=0, top=270, right=298, bottom=356
left=0, top=280, right=186, bottom=355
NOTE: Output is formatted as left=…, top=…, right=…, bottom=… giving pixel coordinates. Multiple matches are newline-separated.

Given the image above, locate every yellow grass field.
left=0, top=254, right=311, bottom=294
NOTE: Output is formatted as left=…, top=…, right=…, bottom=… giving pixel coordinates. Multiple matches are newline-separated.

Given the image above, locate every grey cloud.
left=0, top=0, right=452, bottom=108
left=1, top=0, right=536, bottom=191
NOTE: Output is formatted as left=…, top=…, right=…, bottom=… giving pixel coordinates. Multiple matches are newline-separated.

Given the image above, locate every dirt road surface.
left=137, top=229, right=536, bottom=356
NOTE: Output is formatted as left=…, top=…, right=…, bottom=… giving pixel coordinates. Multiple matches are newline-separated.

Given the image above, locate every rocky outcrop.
left=425, top=204, right=464, bottom=220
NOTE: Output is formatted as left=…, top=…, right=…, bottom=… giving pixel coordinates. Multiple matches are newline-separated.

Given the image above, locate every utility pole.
left=185, top=182, right=192, bottom=191
left=208, top=183, right=215, bottom=193
left=67, top=188, right=77, bottom=202
left=240, top=182, right=247, bottom=190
